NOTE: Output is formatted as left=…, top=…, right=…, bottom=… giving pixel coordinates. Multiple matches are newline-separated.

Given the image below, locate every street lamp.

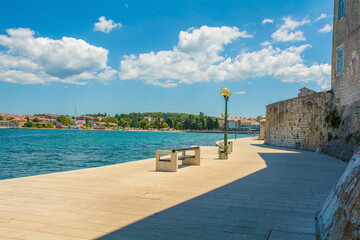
left=220, top=87, right=231, bottom=159
left=234, top=119, right=237, bottom=140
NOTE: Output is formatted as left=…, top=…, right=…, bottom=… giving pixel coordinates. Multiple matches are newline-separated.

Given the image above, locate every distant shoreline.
left=0, top=127, right=258, bottom=135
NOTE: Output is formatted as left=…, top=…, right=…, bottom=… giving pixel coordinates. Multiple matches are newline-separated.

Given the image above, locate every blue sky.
left=0, top=0, right=334, bottom=117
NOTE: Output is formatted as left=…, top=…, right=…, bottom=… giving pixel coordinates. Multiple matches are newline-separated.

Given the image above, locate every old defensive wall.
left=263, top=1, right=360, bottom=239
left=264, top=91, right=360, bottom=161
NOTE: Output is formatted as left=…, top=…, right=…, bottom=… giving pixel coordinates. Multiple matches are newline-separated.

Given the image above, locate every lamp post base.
left=219, top=152, right=228, bottom=159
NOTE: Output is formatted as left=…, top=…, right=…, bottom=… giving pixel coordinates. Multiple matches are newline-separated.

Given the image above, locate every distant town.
left=0, top=112, right=264, bottom=133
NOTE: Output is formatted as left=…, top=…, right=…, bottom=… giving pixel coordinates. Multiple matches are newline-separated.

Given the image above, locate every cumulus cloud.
left=261, top=41, right=271, bottom=47
left=271, top=16, right=310, bottom=42
left=94, top=16, right=122, bottom=33
left=314, top=13, right=327, bottom=22
left=234, top=91, right=246, bottom=94
left=319, top=24, right=333, bottom=33
left=0, top=28, right=116, bottom=85
left=262, top=18, right=274, bottom=24
left=119, top=25, right=331, bottom=89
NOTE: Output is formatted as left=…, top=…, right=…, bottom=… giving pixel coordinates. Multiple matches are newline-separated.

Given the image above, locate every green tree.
left=46, top=122, right=54, bottom=128
left=106, top=117, right=118, bottom=124
left=153, top=120, right=161, bottom=129
left=56, top=115, right=72, bottom=126
left=206, top=117, right=214, bottom=130
left=6, top=117, right=14, bottom=120
left=162, top=122, right=169, bottom=129
left=0, top=116, right=3, bottom=120
left=165, top=118, right=174, bottom=128
left=139, top=119, right=148, bottom=129
left=23, top=121, right=33, bottom=127
left=214, top=119, right=220, bottom=129
left=83, top=123, right=90, bottom=129
left=33, top=117, right=40, bottom=122
left=131, top=118, right=140, bottom=128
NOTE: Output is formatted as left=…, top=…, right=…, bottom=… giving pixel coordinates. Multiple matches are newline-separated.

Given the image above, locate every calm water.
left=0, top=128, right=251, bottom=180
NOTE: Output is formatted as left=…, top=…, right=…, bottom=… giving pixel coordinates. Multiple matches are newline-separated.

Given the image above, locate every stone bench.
left=156, top=146, right=200, bottom=172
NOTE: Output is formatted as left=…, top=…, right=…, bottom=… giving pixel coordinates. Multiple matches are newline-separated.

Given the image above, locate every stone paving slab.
left=0, top=138, right=346, bottom=239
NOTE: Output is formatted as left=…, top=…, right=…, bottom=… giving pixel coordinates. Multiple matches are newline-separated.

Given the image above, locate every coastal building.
left=265, top=0, right=360, bottom=160
left=228, top=117, right=243, bottom=130
left=0, top=121, right=11, bottom=128
left=0, top=119, right=27, bottom=128
left=331, top=0, right=360, bottom=107
left=240, top=121, right=252, bottom=130
left=218, top=120, right=225, bottom=130
left=298, top=87, right=317, bottom=97
left=44, top=113, right=58, bottom=119
left=250, top=123, right=260, bottom=131
left=143, top=116, right=164, bottom=123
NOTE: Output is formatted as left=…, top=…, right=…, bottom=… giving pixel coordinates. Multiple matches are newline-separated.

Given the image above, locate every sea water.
left=0, top=128, right=251, bottom=180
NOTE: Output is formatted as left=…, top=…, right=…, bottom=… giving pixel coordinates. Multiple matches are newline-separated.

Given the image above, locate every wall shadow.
left=98, top=151, right=343, bottom=240
left=251, top=144, right=303, bottom=153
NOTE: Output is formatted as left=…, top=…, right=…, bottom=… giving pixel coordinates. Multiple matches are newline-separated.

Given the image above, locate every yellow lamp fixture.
left=220, top=87, right=231, bottom=98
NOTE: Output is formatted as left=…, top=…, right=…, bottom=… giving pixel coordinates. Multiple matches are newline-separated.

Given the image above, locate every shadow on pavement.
left=98, top=150, right=344, bottom=240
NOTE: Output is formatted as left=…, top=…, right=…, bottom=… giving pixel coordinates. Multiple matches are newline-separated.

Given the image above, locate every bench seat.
left=178, top=155, right=195, bottom=160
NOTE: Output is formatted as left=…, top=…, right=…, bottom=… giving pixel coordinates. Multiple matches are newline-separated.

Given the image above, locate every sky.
left=0, top=0, right=334, bottom=118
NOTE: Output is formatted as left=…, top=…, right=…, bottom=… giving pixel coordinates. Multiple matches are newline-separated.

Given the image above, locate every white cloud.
left=119, top=26, right=331, bottom=89
left=234, top=91, right=246, bottom=94
left=319, top=24, right=333, bottom=33
left=261, top=41, right=271, bottom=47
left=262, top=18, right=274, bottom=24
left=94, top=16, right=122, bottom=33
left=97, top=67, right=118, bottom=82
left=271, top=16, right=310, bottom=42
left=0, top=28, right=116, bottom=85
left=314, top=13, right=327, bottom=22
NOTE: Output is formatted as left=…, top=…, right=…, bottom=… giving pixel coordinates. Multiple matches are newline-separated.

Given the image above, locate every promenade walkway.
left=0, top=138, right=346, bottom=239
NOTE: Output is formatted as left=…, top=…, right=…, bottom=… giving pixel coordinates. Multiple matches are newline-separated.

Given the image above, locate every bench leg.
left=182, top=149, right=200, bottom=165
left=156, top=151, right=178, bottom=172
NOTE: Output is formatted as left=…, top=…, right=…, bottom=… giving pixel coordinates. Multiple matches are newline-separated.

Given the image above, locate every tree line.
left=20, top=112, right=221, bottom=130
left=110, top=112, right=220, bottom=130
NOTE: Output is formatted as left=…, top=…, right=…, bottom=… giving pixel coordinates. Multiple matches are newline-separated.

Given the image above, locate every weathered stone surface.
left=265, top=94, right=360, bottom=161
left=331, top=0, right=360, bottom=107
left=317, top=149, right=360, bottom=240
left=264, top=91, right=335, bottom=151
left=320, top=100, right=360, bottom=160
left=258, top=120, right=266, bottom=140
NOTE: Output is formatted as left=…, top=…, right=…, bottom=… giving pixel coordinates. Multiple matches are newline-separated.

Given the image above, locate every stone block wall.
left=265, top=91, right=360, bottom=161
left=331, top=0, right=360, bottom=107
left=320, top=100, right=360, bottom=160
left=264, top=91, right=335, bottom=151
left=258, top=120, right=265, bottom=140
left=316, top=149, right=360, bottom=240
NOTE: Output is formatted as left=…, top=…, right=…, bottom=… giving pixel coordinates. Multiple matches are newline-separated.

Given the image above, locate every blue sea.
left=0, top=128, right=251, bottom=180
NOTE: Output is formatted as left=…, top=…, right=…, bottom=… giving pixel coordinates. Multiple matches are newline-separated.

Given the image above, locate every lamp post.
left=220, top=87, right=231, bottom=159
left=234, top=119, right=237, bottom=140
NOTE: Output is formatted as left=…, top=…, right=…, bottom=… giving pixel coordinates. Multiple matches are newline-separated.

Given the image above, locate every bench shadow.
left=98, top=150, right=343, bottom=240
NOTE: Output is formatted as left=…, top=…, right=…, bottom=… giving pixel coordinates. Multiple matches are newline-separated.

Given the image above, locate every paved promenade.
left=0, top=138, right=346, bottom=239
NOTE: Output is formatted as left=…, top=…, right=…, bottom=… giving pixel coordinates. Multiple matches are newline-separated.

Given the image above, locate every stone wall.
left=265, top=92, right=360, bottom=161
left=331, top=0, right=360, bottom=107
left=320, top=100, right=360, bottom=160
left=264, top=91, right=335, bottom=151
left=316, top=149, right=360, bottom=240
left=258, top=120, right=265, bottom=140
